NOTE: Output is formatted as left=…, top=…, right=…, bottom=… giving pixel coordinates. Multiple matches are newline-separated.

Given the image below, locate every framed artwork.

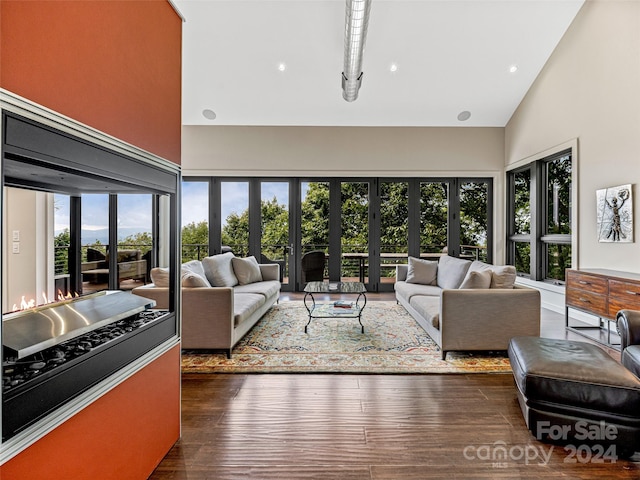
left=596, top=184, right=633, bottom=243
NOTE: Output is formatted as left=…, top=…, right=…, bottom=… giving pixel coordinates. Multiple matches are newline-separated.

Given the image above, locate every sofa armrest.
left=259, top=263, right=280, bottom=282
left=617, top=310, right=640, bottom=350
left=132, top=284, right=170, bottom=309
left=81, top=260, right=106, bottom=272
left=440, top=286, right=540, bottom=349
left=396, top=264, right=408, bottom=282
left=181, top=287, right=234, bottom=349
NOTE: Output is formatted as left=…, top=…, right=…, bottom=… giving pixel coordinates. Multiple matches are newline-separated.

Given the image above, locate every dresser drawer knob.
left=579, top=297, right=591, bottom=303
left=578, top=281, right=590, bottom=285
left=626, top=290, right=640, bottom=296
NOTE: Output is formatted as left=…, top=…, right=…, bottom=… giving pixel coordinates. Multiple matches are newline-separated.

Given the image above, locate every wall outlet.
left=12, top=242, right=20, bottom=254
left=12, top=230, right=20, bottom=242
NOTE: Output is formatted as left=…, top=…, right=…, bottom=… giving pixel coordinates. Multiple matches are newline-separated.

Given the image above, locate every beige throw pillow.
left=231, top=256, right=263, bottom=285
left=150, top=267, right=170, bottom=287
left=202, top=252, right=238, bottom=287
left=459, top=270, right=492, bottom=289
left=181, top=271, right=210, bottom=287
left=406, top=257, right=438, bottom=285
left=490, top=265, right=517, bottom=289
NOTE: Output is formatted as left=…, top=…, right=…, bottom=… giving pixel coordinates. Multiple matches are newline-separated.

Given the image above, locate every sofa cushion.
left=436, top=255, right=472, bottom=290
left=459, top=270, right=492, bottom=289
left=490, top=265, right=517, bottom=289
left=406, top=257, right=438, bottom=285
left=150, top=267, right=169, bottom=287
left=181, top=271, right=210, bottom=287
left=181, top=260, right=211, bottom=287
left=394, top=281, right=441, bottom=302
left=202, top=252, right=238, bottom=287
left=409, top=295, right=441, bottom=330
left=232, top=256, right=263, bottom=285
left=234, top=280, right=281, bottom=299
left=233, top=293, right=265, bottom=326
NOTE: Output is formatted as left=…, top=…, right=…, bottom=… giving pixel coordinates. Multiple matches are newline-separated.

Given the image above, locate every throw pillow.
left=181, top=259, right=211, bottom=286
left=202, top=252, right=238, bottom=287
left=405, top=257, right=438, bottom=285
left=150, top=267, right=169, bottom=287
left=181, top=271, right=210, bottom=287
left=436, top=255, right=472, bottom=290
left=231, top=256, right=263, bottom=285
left=490, top=265, right=517, bottom=289
left=459, top=270, right=492, bottom=289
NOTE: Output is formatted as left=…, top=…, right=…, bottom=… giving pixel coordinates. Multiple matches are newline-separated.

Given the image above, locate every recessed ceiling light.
left=509, top=65, right=519, bottom=73
left=390, top=63, right=398, bottom=72
left=278, top=62, right=286, bottom=72
left=457, top=111, right=471, bottom=122
left=202, top=109, right=217, bottom=120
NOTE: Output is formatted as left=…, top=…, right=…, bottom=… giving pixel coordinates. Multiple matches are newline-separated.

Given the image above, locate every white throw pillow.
left=150, top=267, right=169, bottom=287
left=202, top=252, right=238, bottom=287
left=436, top=255, right=472, bottom=290
left=405, top=257, right=438, bottom=285
left=231, top=256, right=263, bottom=285
left=459, top=270, right=492, bottom=289
left=181, top=259, right=210, bottom=285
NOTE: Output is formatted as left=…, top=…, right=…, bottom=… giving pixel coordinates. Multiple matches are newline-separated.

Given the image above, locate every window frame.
left=507, top=147, right=574, bottom=284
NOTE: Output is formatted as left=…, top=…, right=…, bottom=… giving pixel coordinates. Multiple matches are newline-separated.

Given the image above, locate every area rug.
left=181, top=301, right=512, bottom=374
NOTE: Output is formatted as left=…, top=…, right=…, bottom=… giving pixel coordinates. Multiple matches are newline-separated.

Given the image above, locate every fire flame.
left=12, top=290, right=79, bottom=312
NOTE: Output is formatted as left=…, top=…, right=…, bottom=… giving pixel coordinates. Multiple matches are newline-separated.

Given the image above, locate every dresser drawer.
left=608, top=280, right=640, bottom=316
left=566, top=270, right=608, bottom=295
left=566, top=288, right=608, bottom=317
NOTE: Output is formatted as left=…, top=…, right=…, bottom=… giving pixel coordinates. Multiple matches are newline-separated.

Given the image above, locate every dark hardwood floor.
left=149, top=294, right=639, bottom=479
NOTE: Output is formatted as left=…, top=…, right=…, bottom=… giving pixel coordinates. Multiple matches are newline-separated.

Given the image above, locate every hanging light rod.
left=342, top=0, right=372, bottom=102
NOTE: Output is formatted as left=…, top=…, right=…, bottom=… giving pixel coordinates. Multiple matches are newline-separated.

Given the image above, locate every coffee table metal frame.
left=303, top=281, right=367, bottom=333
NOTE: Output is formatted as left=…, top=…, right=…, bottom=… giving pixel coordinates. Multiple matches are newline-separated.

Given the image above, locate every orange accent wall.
left=0, top=0, right=182, bottom=164
left=0, top=345, right=181, bottom=480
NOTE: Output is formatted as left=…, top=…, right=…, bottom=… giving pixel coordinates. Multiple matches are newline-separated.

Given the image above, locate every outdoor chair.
left=301, top=250, right=326, bottom=283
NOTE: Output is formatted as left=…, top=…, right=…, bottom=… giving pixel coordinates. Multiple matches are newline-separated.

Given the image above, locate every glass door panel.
left=341, top=182, right=369, bottom=283
left=420, top=182, right=448, bottom=260
left=221, top=181, right=249, bottom=257
left=117, top=194, right=153, bottom=290
left=301, top=181, right=329, bottom=283
left=181, top=181, right=209, bottom=262
left=380, top=181, right=409, bottom=286
left=81, top=194, right=110, bottom=293
left=261, top=181, right=290, bottom=286
left=459, top=181, right=489, bottom=262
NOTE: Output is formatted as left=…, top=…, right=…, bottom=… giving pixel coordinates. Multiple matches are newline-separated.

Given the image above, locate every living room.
left=1, top=0, right=639, bottom=478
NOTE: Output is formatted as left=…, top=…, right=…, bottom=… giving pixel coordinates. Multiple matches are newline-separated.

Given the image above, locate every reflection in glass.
left=380, top=182, right=408, bottom=284
left=420, top=182, right=448, bottom=254
left=341, top=182, right=369, bottom=283
left=261, top=182, right=289, bottom=284
left=181, top=181, right=209, bottom=261
left=81, top=194, right=110, bottom=292
left=514, top=170, right=531, bottom=235
left=221, top=182, right=249, bottom=257
left=460, top=181, right=489, bottom=262
left=547, top=155, right=572, bottom=235
left=515, top=242, right=531, bottom=276
left=117, top=194, right=153, bottom=290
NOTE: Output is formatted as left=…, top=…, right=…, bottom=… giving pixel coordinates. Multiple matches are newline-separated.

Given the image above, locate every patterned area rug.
left=181, top=301, right=512, bottom=374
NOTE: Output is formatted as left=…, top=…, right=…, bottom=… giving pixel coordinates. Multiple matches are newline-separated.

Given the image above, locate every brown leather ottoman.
left=508, top=336, right=640, bottom=457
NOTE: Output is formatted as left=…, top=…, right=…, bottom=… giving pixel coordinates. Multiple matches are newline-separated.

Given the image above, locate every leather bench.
left=508, top=335, right=640, bottom=457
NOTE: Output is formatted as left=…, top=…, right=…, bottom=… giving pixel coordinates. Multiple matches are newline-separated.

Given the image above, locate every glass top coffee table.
left=303, top=281, right=367, bottom=333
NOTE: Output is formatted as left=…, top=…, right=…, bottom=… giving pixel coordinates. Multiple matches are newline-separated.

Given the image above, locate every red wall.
left=0, top=0, right=182, bottom=164
left=0, top=1, right=182, bottom=477
left=1, top=346, right=181, bottom=480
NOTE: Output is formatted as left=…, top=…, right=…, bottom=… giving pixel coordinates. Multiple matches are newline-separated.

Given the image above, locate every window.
left=507, top=149, right=572, bottom=283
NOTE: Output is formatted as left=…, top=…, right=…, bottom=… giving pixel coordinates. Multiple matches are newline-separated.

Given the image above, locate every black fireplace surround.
left=1, top=111, right=180, bottom=441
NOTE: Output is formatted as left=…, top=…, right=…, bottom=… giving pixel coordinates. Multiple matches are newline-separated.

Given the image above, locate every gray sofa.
left=133, top=253, right=280, bottom=357
left=395, top=255, right=540, bottom=359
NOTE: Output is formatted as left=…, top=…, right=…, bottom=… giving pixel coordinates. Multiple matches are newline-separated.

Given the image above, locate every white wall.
left=505, top=0, right=640, bottom=274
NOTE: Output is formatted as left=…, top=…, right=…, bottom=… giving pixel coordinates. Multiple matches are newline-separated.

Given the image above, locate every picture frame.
left=596, top=184, right=633, bottom=243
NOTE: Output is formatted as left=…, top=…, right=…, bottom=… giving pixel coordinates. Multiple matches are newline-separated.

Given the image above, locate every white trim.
left=0, top=338, right=180, bottom=464
left=0, top=89, right=180, bottom=175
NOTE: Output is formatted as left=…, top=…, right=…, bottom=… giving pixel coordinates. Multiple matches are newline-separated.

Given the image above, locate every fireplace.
left=1, top=106, right=180, bottom=442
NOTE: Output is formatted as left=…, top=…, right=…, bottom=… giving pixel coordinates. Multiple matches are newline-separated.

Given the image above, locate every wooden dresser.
left=566, top=268, right=640, bottom=347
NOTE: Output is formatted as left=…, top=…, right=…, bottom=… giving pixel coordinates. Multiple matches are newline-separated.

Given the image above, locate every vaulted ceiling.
left=176, top=0, right=584, bottom=127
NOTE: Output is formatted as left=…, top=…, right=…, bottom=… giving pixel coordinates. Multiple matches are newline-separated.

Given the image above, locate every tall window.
left=507, top=149, right=572, bottom=283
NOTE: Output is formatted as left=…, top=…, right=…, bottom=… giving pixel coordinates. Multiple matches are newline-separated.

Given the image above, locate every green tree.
left=54, top=228, right=71, bottom=275
left=119, top=231, right=152, bottom=254
left=182, top=221, right=209, bottom=262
